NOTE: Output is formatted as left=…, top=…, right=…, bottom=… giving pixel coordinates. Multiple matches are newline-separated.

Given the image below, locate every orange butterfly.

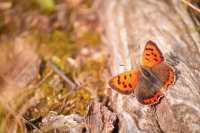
left=109, top=40, right=175, bottom=105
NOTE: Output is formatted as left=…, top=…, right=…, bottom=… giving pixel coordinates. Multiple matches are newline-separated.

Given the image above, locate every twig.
left=34, top=69, right=54, bottom=89
left=182, top=0, right=200, bottom=14
left=18, top=70, right=54, bottom=116
left=47, top=61, right=77, bottom=90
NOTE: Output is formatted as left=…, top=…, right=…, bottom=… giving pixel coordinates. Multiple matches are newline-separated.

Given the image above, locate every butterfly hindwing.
left=142, top=40, right=164, bottom=68
left=134, top=69, right=164, bottom=105
left=135, top=63, right=176, bottom=105
left=142, top=91, right=164, bottom=105
left=109, top=69, right=140, bottom=94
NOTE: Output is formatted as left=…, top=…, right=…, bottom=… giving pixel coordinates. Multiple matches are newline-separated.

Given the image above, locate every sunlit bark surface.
left=98, top=0, right=200, bottom=133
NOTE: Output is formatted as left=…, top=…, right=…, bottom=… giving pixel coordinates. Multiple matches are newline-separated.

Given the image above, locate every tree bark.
left=86, top=101, right=117, bottom=133
left=98, top=0, right=200, bottom=133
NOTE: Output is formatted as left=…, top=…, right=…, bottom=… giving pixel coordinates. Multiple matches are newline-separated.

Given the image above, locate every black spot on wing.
left=124, top=75, right=127, bottom=79
left=117, top=76, right=120, bottom=80
left=117, top=79, right=121, bottom=84
left=128, top=83, right=132, bottom=88
left=123, top=84, right=127, bottom=88
left=145, top=48, right=153, bottom=51
left=153, top=53, right=157, bottom=57
left=154, top=58, right=158, bottom=62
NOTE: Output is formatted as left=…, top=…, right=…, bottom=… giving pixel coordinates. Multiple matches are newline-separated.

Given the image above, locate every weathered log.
left=98, top=0, right=200, bottom=133
left=85, top=101, right=117, bottom=133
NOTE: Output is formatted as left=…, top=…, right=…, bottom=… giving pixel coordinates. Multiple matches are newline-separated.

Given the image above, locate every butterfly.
left=109, top=40, right=176, bottom=105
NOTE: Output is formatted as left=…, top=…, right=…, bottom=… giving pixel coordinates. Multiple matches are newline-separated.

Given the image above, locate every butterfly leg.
left=150, top=104, right=157, bottom=113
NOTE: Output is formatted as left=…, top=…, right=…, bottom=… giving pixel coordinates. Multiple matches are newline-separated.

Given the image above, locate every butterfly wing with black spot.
left=141, top=40, right=164, bottom=68
left=109, top=69, right=140, bottom=94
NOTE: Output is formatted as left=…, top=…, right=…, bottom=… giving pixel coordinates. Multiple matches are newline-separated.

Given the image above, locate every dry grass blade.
left=47, top=61, right=77, bottom=90
left=182, top=0, right=200, bottom=13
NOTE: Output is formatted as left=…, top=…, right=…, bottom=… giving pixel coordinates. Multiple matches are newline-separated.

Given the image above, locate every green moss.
left=73, top=88, right=91, bottom=114
left=0, top=104, right=6, bottom=133
left=85, top=31, right=100, bottom=45
left=35, top=0, right=55, bottom=14
left=76, top=31, right=101, bottom=48
left=194, top=25, right=200, bottom=33
left=84, top=0, right=94, bottom=8
left=28, top=30, right=75, bottom=59
left=24, top=71, right=91, bottom=122
left=49, top=30, right=74, bottom=57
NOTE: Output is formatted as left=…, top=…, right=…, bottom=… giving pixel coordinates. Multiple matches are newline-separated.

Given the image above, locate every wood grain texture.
left=99, top=0, right=200, bottom=132
left=85, top=101, right=117, bottom=133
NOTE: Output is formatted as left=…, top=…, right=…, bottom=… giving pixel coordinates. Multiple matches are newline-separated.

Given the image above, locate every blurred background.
left=0, top=0, right=110, bottom=132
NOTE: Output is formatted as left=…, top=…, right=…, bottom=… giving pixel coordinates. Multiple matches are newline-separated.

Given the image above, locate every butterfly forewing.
left=142, top=40, right=164, bottom=68
left=164, top=66, right=175, bottom=88
left=109, top=69, right=140, bottom=94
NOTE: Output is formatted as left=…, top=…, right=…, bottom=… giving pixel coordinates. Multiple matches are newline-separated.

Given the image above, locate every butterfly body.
left=109, top=41, right=176, bottom=105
